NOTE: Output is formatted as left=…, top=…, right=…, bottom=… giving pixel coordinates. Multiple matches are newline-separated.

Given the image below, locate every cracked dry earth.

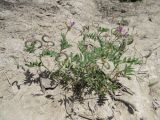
left=0, top=0, right=160, bottom=120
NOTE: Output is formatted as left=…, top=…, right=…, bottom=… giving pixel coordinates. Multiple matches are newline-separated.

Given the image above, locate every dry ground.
left=0, top=0, right=160, bottom=120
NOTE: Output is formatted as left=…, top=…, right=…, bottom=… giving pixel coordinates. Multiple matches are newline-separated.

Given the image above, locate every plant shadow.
left=23, top=69, right=107, bottom=106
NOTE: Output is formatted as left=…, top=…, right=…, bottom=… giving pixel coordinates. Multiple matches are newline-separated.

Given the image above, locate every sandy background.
left=0, top=0, right=160, bottom=120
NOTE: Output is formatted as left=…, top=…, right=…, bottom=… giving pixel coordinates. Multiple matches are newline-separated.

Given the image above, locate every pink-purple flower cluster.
left=70, top=21, right=75, bottom=28
left=66, top=21, right=75, bottom=32
left=115, top=26, right=129, bottom=37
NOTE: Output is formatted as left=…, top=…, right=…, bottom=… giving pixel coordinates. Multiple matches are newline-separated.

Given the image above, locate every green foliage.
left=86, top=32, right=97, bottom=40
left=24, top=25, right=141, bottom=97
left=41, top=49, right=58, bottom=57
left=25, top=61, right=42, bottom=67
left=98, top=27, right=109, bottom=33
left=25, top=42, right=36, bottom=53
left=123, top=57, right=142, bottom=65
left=122, top=64, right=134, bottom=78
left=60, top=33, right=72, bottom=51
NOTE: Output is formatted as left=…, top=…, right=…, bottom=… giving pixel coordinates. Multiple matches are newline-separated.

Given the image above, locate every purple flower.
left=116, top=26, right=123, bottom=33
left=116, top=26, right=129, bottom=37
left=70, top=21, right=75, bottom=27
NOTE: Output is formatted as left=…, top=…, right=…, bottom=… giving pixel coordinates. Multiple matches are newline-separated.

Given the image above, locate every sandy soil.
left=0, top=0, right=160, bottom=120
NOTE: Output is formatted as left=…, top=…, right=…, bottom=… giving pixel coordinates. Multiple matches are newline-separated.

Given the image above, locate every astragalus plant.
left=24, top=23, right=141, bottom=98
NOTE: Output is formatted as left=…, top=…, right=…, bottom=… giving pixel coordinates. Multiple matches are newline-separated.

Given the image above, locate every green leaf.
left=60, top=33, right=72, bottom=51
left=78, top=41, right=86, bottom=53
left=98, top=27, right=109, bottom=33
left=123, top=64, right=134, bottom=77
left=41, top=49, right=58, bottom=57
left=25, top=61, right=42, bottom=67
left=25, top=43, right=36, bottom=53
left=86, top=32, right=97, bottom=40
left=123, top=57, right=142, bottom=65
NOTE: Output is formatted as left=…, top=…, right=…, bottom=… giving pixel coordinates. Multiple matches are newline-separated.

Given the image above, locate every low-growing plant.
left=25, top=42, right=36, bottom=53
left=24, top=23, right=141, bottom=98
